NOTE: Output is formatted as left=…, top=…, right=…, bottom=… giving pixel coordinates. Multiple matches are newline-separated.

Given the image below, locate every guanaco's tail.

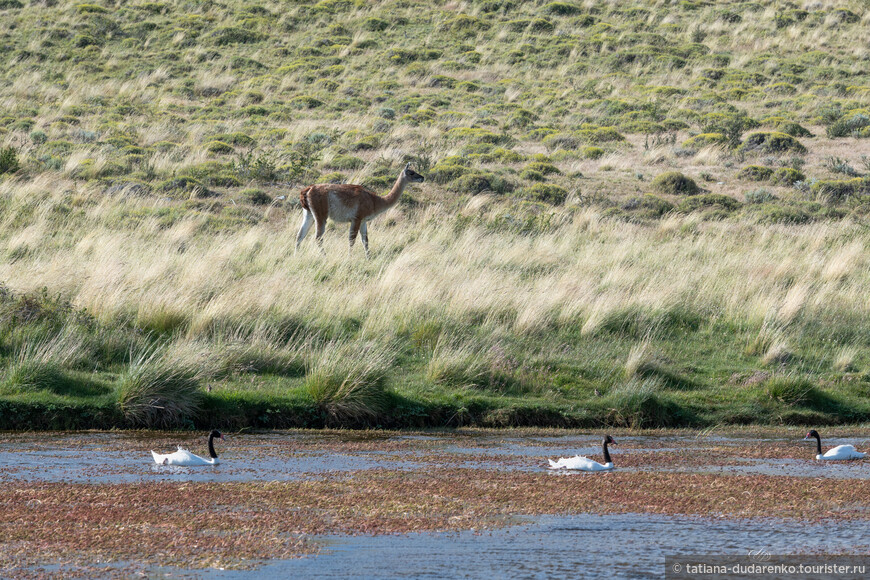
left=299, top=187, right=312, bottom=211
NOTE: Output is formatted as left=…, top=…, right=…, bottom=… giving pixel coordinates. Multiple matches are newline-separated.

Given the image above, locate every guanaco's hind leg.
left=348, top=219, right=362, bottom=255
left=313, top=215, right=326, bottom=252
left=360, top=221, right=369, bottom=258
left=295, top=209, right=314, bottom=251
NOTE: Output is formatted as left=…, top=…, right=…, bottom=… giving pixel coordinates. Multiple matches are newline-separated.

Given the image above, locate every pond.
left=1, top=429, right=868, bottom=578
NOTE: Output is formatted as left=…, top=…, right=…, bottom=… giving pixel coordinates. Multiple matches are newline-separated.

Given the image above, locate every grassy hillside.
left=0, top=0, right=868, bottom=429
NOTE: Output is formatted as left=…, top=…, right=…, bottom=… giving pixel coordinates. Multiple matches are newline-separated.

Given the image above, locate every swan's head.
left=804, top=430, right=819, bottom=440
left=605, top=435, right=616, bottom=445
left=210, top=429, right=225, bottom=441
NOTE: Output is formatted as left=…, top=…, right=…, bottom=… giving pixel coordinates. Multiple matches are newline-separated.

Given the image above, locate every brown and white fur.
left=295, top=163, right=424, bottom=257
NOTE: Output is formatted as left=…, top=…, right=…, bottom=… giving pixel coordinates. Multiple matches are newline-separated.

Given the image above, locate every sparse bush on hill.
left=0, top=147, right=19, bottom=175
left=682, top=133, right=727, bottom=149
left=771, top=168, right=805, bottom=186
left=738, top=165, right=774, bottom=181
left=740, top=132, right=807, bottom=154
left=676, top=193, right=740, bottom=215
left=651, top=171, right=699, bottom=195
left=621, top=194, right=674, bottom=218
left=523, top=183, right=568, bottom=204
left=811, top=178, right=870, bottom=203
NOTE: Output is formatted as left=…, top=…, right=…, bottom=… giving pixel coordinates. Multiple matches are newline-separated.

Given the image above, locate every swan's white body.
left=548, top=456, right=614, bottom=471
left=816, top=445, right=865, bottom=461
left=548, top=435, right=616, bottom=472
left=151, top=446, right=219, bottom=466
left=805, top=430, right=865, bottom=461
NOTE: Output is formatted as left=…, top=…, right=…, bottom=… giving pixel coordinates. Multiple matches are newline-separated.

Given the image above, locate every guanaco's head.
left=402, top=163, right=425, bottom=183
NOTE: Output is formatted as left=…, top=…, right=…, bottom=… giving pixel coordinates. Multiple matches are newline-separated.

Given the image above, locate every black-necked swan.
left=548, top=435, right=615, bottom=471
left=151, top=430, right=224, bottom=466
left=804, top=430, right=865, bottom=460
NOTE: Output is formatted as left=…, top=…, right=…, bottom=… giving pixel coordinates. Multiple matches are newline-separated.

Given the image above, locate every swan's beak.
left=220, top=434, right=225, bottom=440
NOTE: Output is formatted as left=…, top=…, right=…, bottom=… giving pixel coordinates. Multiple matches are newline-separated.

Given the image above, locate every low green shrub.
left=523, top=183, right=568, bottom=204
left=583, top=146, right=605, bottom=159
left=621, top=194, right=675, bottom=218
left=210, top=132, right=255, bottom=146
left=771, top=167, right=805, bottom=185
left=329, top=155, right=364, bottom=170
left=449, top=171, right=514, bottom=195
left=206, top=141, right=234, bottom=154
left=446, top=127, right=510, bottom=144
left=651, top=171, right=699, bottom=195
left=542, top=2, right=582, bottom=16
left=826, top=110, right=870, bottom=138
left=430, top=163, right=470, bottom=184
left=0, top=146, right=19, bottom=174
left=682, top=132, right=727, bottom=148
left=523, top=161, right=561, bottom=175
left=740, top=132, right=806, bottom=154
left=211, top=26, right=263, bottom=45
left=676, top=193, right=740, bottom=214
left=242, top=188, right=271, bottom=205
left=744, top=188, right=777, bottom=204
left=738, top=165, right=774, bottom=181
left=519, top=169, right=545, bottom=181
left=742, top=202, right=813, bottom=224
left=810, top=178, right=870, bottom=202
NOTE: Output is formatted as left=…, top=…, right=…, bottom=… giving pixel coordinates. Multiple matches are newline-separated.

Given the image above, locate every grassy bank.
left=0, top=1, right=868, bottom=429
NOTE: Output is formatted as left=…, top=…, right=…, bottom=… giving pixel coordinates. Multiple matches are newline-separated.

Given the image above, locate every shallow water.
left=198, top=513, right=870, bottom=579
left=4, top=430, right=870, bottom=579
left=1, top=431, right=868, bottom=483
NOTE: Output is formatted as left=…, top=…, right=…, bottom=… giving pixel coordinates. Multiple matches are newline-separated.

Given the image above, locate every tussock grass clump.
left=833, top=347, right=859, bottom=374
left=1, top=360, right=69, bottom=395
left=761, top=342, right=793, bottom=367
left=603, top=378, right=680, bottom=428
left=219, top=338, right=307, bottom=378
left=116, top=348, right=202, bottom=428
left=426, top=337, right=490, bottom=389
left=304, top=341, right=394, bottom=425
left=759, top=375, right=816, bottom=406
left=624, top=342, right=693, bottom=390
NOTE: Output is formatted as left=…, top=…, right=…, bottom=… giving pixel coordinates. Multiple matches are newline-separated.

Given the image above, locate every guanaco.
left=295, top=163, right=424, bottom=257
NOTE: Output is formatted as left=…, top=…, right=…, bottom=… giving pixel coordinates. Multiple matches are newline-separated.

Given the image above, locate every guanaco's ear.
left=404, top=162, right=411, bottom=171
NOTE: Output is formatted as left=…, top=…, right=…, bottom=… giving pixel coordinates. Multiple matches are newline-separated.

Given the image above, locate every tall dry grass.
left=0, top=178, right=867, bottom=352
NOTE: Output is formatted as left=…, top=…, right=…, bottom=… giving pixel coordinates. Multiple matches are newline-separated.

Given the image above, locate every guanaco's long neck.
left=373, top=174, right=408, bottom=214
left=602, top=439, right=612, bottom=464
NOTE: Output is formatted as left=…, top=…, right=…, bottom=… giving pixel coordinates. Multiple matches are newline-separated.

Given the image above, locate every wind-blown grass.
left=116, top=346, right=202, bottom=428
left=304, top=340, right=395, bottom=426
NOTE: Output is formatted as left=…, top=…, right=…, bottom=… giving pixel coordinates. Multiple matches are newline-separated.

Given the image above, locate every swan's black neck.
left=812, top=432, right=822, bottom=455
left=602, top=438, right=612, bottom=464
left=208, top=433, right=218, bottom=459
